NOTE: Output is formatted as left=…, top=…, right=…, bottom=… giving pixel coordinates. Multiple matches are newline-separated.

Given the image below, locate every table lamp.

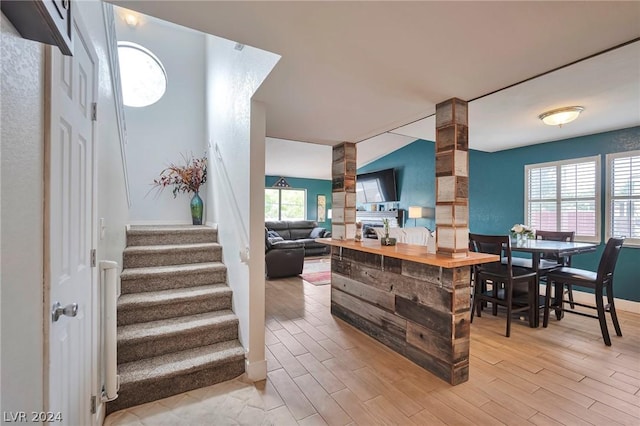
left=408, top=206, right=422, bottom=226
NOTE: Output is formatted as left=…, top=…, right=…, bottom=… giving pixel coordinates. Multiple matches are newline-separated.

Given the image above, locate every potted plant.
left=152, top=154, right=207, bottom=225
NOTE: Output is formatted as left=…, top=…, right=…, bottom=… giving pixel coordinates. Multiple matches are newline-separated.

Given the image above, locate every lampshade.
left=538, top=106, right=584, bottom=126
left=408, top=206, right=422, bottom=219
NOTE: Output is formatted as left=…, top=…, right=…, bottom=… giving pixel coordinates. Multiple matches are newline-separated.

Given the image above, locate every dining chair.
left=470, top=234, right=538, bottom=337
left=536, top=230, right=576, bottom=308
left=543, top=237, right=625, bottom=346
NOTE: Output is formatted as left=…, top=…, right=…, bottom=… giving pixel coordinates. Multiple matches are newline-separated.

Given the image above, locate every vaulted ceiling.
left=111, top=1, right=640, bottom=179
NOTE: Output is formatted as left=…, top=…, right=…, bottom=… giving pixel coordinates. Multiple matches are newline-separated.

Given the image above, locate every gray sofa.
left=265, top=220, right=331, bottom=256
left=265, top=220, right=331, bottom=279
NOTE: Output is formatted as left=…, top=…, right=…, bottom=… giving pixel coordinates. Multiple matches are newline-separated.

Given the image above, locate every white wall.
left=205, top=35, right=279, bottom=380
left=0, top=13, right=45, bottom=417
left=1, top=1, right=129, bottom=420
left=115, top=15, right=208, bottom=224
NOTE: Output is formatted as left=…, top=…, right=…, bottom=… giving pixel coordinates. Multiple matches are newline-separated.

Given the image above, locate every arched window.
left=117, top=41, right=167, bottom=107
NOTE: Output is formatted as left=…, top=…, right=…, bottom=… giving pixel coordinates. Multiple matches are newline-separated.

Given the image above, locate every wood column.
left=435, top=98, right=469, bottom=258
left=331, top=142, right=357, bottom=240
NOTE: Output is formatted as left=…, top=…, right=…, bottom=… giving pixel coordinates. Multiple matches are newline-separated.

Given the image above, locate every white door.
left=47, top=12, right=98, bottom=426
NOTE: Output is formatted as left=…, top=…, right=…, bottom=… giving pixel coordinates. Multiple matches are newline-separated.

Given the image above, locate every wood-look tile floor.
left=106, top=272, right=640, bottom=425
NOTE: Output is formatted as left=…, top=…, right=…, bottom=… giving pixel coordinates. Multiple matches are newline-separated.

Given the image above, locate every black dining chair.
left=536, top=230, right=576, bottom=308
left=470, top=234, right=538, bottom=337
left=543, top=237, right=625, bottom=346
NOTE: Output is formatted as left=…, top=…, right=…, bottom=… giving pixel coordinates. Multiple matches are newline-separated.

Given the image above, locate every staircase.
left=107, top=225, right=245, bottom=414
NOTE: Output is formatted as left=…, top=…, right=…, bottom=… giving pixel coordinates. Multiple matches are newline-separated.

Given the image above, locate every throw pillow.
left=268, top=236, right=284, bottom=244
left=309, top=227, right=326, bottom=239
left=267, top=230, right=282, bottom=239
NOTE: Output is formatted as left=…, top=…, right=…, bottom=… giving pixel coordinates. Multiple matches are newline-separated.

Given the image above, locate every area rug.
left=299, top=270, right=331, bottom=286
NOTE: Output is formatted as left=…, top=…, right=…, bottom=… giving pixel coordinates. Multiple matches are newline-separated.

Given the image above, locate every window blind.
left=525, top=156, right=600, bottom=242
left=609, top=152, right=640, bottom=243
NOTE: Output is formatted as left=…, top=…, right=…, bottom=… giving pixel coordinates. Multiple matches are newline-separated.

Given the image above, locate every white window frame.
left=265, top=187, right=306, bottom=221
left=524, top=155, right=601, bottom=243
left=606, top=150, right=640, bottom=247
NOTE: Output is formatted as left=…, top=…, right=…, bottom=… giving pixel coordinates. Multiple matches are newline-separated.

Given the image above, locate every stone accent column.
left=435, top=98, right=469, bottom=258
left=331, top=142, right=357, bottom=240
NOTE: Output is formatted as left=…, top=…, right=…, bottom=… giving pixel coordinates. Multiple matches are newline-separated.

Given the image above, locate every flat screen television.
left=356, top=168, right=398, bottom=203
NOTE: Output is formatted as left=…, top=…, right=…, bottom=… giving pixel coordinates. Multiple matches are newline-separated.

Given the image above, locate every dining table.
left=511, top=239, right=598, bottom=327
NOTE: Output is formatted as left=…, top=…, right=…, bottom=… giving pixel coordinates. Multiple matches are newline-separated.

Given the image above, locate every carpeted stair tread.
left=117, top=340, right=245, bottom=385
left=118, top=284, right=231, bottom=309
left=116, top=284, right=232, bottom=325
left=124, top=242, right=221, bottom=254
left=129, top=225, right=215, bottom=232
left=127, top=225, right=218, bottom=246
left=109, top=223, right=244, bottom=413
left=118, top=311, right=237, bottom=344
left=123, top=243, right=222, bottom=268
left=120, top=262, right=226, bottom=279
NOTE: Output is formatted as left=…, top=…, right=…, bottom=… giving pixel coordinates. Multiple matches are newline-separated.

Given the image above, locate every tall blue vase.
left=190, top=192, right=203, bottom=225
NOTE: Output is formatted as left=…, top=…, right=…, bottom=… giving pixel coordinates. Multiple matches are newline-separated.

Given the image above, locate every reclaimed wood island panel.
left=316, top=238, right=499, bottom=385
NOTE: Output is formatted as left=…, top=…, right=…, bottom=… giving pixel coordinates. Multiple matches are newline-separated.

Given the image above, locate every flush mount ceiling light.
left=538, top=106, right=585, bottom=127
left=124, top=13, right=139, bottom=28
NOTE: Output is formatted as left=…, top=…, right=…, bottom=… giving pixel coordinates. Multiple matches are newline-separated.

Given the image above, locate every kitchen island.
left=316, top=238, right=498, bottom=385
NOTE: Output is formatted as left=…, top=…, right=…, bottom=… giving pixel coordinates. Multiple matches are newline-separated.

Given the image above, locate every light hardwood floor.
left=106, top=272, right=640, bottom=425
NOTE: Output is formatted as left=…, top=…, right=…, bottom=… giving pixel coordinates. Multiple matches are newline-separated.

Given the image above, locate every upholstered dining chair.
left=470, top=234, right=538, bottom=337
left=543, top=237, right=625, bottom=346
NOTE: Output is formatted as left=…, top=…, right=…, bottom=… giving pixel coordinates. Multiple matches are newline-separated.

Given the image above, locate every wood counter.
left=315, top=238, right=498, bottom=268
left=315, top=238, right=499, bottom=385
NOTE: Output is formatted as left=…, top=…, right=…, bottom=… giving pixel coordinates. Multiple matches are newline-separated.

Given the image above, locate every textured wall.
left=358, top=140, right=436, bottom=230
left=264, top=175, right=332, bottom=226
left=0, top=12, right=45, bottom=417
left=470, top=126, right=640, bottom=302
left=362, top=127, right=640, bottom=301
left=115, top=17, right=208, bottom=224
left=205, top=34, right=279, bottom=379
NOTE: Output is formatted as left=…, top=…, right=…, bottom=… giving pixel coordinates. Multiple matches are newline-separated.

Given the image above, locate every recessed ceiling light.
left=538, top=106, right=585, bottom=127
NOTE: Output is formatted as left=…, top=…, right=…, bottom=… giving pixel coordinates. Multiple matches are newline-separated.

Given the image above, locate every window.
left=118, top=42, right=167, bottom=107
left=525, top=156, right=600, bottom=242
left=265, top=188, right=306, bottom=221
left=606, top=150, right=640, bottom=246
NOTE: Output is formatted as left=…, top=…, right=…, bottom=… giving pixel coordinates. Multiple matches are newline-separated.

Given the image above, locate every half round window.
left=117, top=41, right=167, bottom=107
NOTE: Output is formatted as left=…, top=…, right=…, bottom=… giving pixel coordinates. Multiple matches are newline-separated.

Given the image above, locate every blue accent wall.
left=358, top=140, right=436, bottom=229
left=265, top=176, right=332, bottom=226
left=360, top=127, right=640, bottom=301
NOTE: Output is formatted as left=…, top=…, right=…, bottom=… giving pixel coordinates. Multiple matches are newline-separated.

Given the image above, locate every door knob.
left=51, top=302, right=78, bottom=322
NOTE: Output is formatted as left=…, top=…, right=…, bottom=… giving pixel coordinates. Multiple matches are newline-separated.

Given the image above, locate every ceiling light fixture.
left=124, top=13, right=139, bottom=28
left=538, top=106, right=584, bottom=127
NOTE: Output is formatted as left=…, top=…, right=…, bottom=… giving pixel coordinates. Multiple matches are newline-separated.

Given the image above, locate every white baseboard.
left=245, top=358, right=267, bottom=382
left=541, top=284, right=639, bottom=314
left=205, top=221, right=218, bottom=229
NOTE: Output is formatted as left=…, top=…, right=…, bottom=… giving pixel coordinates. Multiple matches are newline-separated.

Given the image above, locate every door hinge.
left=91, top=102, right=97, bottom=121
left=90, top=395, right=96, bottom=414
left=91, top=248, right=96, bottom=267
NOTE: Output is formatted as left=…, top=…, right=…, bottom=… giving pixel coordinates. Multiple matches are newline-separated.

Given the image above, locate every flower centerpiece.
left=510, top=223, right=534, bottom=244
left=152, top=154, right=207, bottom=225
